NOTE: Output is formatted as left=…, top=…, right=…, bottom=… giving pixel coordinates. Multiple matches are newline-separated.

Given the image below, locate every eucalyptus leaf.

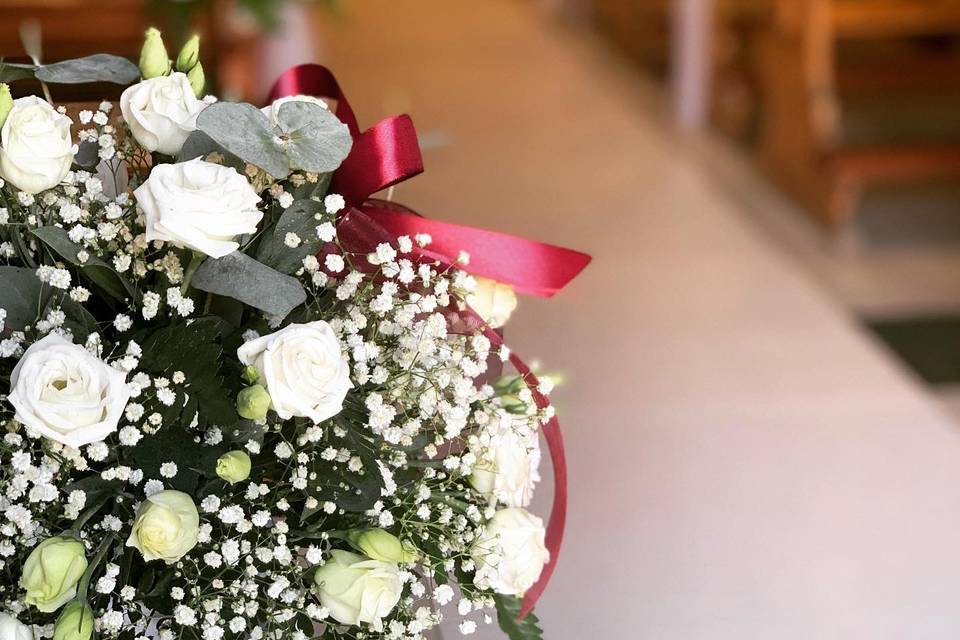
left=73, top=140, right=100, bottom=168
left=31, top=226, right=135, bottom=301
left=195, top=103, right=289, bottom=178
left=255, top=199, right=325, bottom=274
left=177, top=130, right=247, bottom=173
left=276, top=101, right=353, bottom=173
left=0, top=266, right=47, bottom=330
left=34, top=54, right=139, bottom=85
left=0, top=62, right=36, bottom=84
left=191, top=251, right=306, bottom=319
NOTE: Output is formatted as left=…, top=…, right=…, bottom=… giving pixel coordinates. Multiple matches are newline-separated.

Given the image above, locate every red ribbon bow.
left=267, top=64, right=589, bottom=618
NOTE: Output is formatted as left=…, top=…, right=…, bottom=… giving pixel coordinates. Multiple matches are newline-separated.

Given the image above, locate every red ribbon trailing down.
left=267, top=64, right=588, bottom=618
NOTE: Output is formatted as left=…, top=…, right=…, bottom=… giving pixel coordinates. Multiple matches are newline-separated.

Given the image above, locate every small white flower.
left=316, top=222, right=336, bottom=242
left=434, top=584, right=454, bottom=606
left=325, top=254, right=345, bottom=273
left=324, top=193, right=345, bottom=214
left=174, top=605, right=197, bottom=626
left=113, top=314, right=133, bottom=332
left=144, top=479, right=164, bottom=496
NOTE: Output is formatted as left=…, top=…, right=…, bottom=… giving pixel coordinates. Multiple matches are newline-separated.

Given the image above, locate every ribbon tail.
left=363, top=202, right=591, bottom=298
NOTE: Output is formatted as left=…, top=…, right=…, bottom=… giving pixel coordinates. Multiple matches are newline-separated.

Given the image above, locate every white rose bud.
left=469, top=411, right=540, bottom=507
left=120, top=72, right=203, bottom=155
left=0, top=613, right=33, bottom=640
left=237, top=321, right=352, bottom=424
left=471, top=508, right=549, bottom=596
left=8, top=334, right=130, bottom=448
left=467, top=277, right=518, bottom=329
left=134, top=157, right=262, bottom=258
left=313, top=549, right=402, bottom=628
left=0, top=96, right=75, bottom=194
left=126, top=490, right=199, bottom=564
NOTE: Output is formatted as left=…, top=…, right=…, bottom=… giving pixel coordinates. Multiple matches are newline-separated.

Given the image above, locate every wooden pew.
left=756, top=0, right=960, bottom=226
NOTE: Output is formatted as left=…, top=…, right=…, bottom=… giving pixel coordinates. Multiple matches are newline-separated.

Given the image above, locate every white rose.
left=134, top=158, right=262, bottom=258
left=8, top=334, right=129, bottom=448
left=120, top=73, right=203, bottom=155
left=471, top=508, right=549, bottom=596
left=467, top=277, right=518, bottom=329
left=260, top=94, right=329, bottom=126
left=0, top=614, right=32, bottom=640
left=237, top=321, right=351, bottom=423
left=313, top=549, right=401, bottom=628
left=126, top=490, right=199, bottom=564
left=469, top=411, right=540, bottom=507
left=0, top=96, right=75, bottom=194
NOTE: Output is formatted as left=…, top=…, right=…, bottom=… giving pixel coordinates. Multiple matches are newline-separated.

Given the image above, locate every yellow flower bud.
left=20, top=537, right=87, bottom=613
left=467, top=277, right=517, bottom=328
left=176, top=35, right=200, bottom=72
left=53, top=602, right=93, bottom=640
left=187, top=62, right=205, bottom=98
left=0, top=84, right=13, bottom=127
left=236, top=384, right=270, bottom=420
left=241, top=365, right=259, bottom=384
left=139, top=27, right=170, bottom=79
left=216, top=450, right=252, bottom=484
left=346, top=529, right=418, bottom=563
left=126, top=490, right=199, bottom=564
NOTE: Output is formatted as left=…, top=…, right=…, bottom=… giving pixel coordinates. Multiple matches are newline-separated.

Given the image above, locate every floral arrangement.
left=0, top=28, right=588, bottom=640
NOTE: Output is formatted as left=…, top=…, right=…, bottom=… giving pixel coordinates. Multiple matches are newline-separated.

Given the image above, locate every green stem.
left=180, top=251, right=206, bottom=295
left=76, top=534, right=114, bottom=603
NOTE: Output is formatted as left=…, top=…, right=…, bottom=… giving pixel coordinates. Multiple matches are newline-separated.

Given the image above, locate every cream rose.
left=8, top=334, right=129, bottom=448
left=469, top=411, right=541, bottom=507
left=237, top=321, right=351, bottom=423
left=120, top=72, right=203, bottom=155
left=126, top=490, right=199, bottom=564
left=313, top=549, right=402, bottom=628
left=21, top=536, right=87, bottom=613
left=0, top=96, right=75, bottom=194
left=471, top=508, right=549, bottom=596
left=467, top=277, right=518, bottom=328
left=260, top=94, right=329, bottom=126
left=0, top=614, right=32, bottom=640
left=134, top=157, right=262, bottom=258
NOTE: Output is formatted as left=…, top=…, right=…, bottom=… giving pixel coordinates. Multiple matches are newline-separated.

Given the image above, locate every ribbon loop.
left=334, top=116, right=424, bottom=206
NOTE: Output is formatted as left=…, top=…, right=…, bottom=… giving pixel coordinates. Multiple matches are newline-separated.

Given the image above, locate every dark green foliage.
left=495, top=595, right=544, bottom=640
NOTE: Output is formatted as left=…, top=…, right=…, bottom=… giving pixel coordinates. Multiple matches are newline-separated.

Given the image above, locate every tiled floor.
left=274, top=2, right=960, bottom=637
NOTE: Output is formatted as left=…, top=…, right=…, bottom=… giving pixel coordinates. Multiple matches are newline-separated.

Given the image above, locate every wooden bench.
left=756, top=0, right=960, bottom=226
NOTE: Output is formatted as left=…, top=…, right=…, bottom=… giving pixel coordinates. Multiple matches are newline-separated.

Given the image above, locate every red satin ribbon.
left=267, top=64, right=586, bottom=618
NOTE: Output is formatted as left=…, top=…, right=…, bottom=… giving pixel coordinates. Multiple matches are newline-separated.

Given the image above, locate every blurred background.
left=9, top=0, right=960, bottom=637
